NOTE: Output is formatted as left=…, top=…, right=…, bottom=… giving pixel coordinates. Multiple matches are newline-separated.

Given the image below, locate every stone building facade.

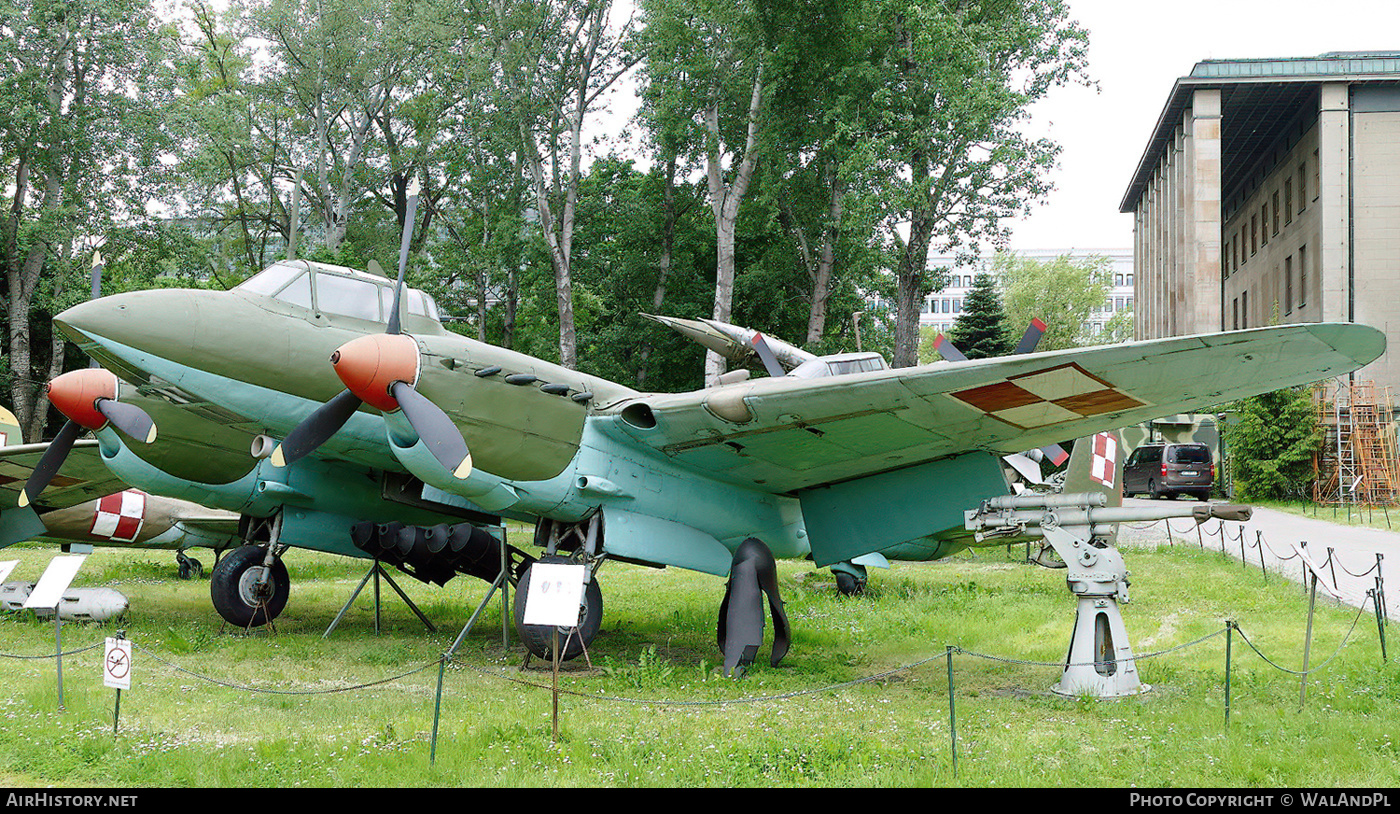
left=1122, top=53, right=1400, bottom=391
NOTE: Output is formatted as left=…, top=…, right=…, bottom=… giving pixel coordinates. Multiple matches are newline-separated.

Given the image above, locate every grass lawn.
left=0, top=537, right=1394, bottom=788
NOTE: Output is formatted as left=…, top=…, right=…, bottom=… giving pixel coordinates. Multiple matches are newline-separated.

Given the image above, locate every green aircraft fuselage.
left=51, top=261, right=1386, bottom=577
left=52, top=262, right=879, bottom=575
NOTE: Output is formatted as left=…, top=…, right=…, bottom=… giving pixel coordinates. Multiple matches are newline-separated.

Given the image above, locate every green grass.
left=0, top=539, right=1394, bottom=787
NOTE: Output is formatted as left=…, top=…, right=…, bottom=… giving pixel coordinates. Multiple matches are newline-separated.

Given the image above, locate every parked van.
left=1122, top=442, right=1214, bottom=501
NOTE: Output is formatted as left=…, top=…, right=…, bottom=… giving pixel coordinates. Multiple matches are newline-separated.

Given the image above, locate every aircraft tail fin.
left=1061, top=431, right=1125, bottom=511
left=0, top=405, right=21, bottom=449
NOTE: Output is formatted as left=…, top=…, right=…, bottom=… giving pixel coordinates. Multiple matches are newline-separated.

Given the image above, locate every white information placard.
left=103, top=638, right=132, bottom=690
left=523, top=563, right=586, bottom=627
left=0, top=560, right=18, bottom=584
left=23, top=554, right=87, bottom=609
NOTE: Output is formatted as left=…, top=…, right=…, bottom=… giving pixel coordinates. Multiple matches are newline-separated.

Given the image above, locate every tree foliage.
left=946, top=273, right=1012, bottom=359
left=7, top=0, right=1105, bottom=440
left=1223, top=387, right=1321, bottom=501
left=997, top=251, right=1111, bottom=351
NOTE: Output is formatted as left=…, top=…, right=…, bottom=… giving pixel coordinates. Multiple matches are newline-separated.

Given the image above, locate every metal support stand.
left=966, top=493, right=1252, bottom=699
left=324, top=559, right=436, bottom=638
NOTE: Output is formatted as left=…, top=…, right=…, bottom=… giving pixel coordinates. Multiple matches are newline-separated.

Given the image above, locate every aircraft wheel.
left=210, top=545, right=289, bottom=627
left=177, top=552, right=203, bottom=580
left=513, top=555, right=602, bottom=661
left=835, top=570, right=866, bottom=596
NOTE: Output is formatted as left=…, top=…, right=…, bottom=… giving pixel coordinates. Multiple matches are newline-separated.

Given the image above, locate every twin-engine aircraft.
left=2, top=207, right=1383, bottom=673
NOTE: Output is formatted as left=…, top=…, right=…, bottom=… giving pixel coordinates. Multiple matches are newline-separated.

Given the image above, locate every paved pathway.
left=1118, top=497, right=1397, bottom=620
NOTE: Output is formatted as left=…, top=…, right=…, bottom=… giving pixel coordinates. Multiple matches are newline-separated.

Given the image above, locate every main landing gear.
left=514, top=517, right=605, bottom=662
left=210, top=545, right=290, bottom=628
left=211, top=515, right=290, bottom=628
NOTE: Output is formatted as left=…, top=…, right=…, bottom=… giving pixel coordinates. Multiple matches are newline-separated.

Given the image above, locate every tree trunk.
left=703, top=68, right=765, bottom=385
left=637, top=153, right=678, bottom=389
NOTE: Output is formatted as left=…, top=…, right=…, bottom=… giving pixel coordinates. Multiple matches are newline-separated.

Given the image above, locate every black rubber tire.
left=834, top=571, right=867, bottom=596
left=177, top=556, right=204, bottom=581
left=1148, top=479, right=1161, bottom=500
left=513, top=555, right=602, bottom=661
left=210, top=545, right=289, bottom=627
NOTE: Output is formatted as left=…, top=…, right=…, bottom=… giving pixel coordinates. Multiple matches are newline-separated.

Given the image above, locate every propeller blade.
left=19, top=420, right=83, bottom=508
left=932, top=333, right=968, bottom=362
left=271, top=388, right=364, bottom=468
left=1014, top=318, right=1048, bottom=355
left=90, top=250, right=104, bottom=300
left=749, top=332, right=786, bottom=378
left=95, top=398, right=157, bottom=444
left=386, top=178, right=421, bottom=336
left=389, top=382, right=472, bottom=479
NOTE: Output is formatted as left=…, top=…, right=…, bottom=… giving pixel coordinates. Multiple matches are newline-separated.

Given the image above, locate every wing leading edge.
left=604, top=323, right=1384, bottom=495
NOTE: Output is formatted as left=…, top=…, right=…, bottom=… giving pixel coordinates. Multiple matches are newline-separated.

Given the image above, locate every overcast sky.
left=1004, top=0, right=1400, bottom=253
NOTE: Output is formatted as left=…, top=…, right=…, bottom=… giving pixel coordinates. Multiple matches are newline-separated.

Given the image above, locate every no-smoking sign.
left=103, top=638, right=131, bottom=690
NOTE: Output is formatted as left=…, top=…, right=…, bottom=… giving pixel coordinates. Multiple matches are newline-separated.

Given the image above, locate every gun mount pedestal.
left=967, top=494, right=1251, bottom=699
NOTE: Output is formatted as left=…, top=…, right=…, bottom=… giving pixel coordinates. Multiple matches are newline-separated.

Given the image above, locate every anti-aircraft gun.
left=964, top=486, right=1251, bottom=697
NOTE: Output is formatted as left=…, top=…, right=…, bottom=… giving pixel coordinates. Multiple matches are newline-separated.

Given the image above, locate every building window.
left=1284, top=180, right=1293, bottom=225
left=1313, top=149, right=1320, bottom=201
left=1272, top=191, right=1280, bottom=235
left=953, top=299, right=961, bottom=314
left=1251, top=215, right=1258, bottom=255
left=1232, top=297, right=1239, bottom=330
left=1299, top=161, right=1307, bottom=211
left=1299, top=244, right=1307, bottom=307
left=1222, top=241, right=1230, bottom=279
left=1261, top=203, right=1269, bottom=246
left=1126, top=274, right=1134, bottom=286
left=1285, top=255, right=1293, bottom=315
left=1242, top=290, right=1249, bottom=329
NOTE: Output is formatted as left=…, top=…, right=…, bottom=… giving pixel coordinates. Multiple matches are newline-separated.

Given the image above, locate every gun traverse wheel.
left=513, top=555, right=602, bottom=661
left=210, top=545, right=289, bottom=627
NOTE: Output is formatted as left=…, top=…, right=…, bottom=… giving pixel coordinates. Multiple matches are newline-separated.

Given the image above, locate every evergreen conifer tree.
left=946, top=273, right=1013, bottom=359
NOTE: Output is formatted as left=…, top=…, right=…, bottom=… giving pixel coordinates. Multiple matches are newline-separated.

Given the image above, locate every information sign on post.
left=23, top=554, right=87, bottom=610
left=104, top=637, right=132, bottom=690
left=522, top=563, right=586, bottom=627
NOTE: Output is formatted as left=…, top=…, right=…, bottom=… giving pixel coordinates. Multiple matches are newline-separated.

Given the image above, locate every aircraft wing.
left=0, top=439, right=130, bottom=511
left=611, top=323, right=1382, bottom=495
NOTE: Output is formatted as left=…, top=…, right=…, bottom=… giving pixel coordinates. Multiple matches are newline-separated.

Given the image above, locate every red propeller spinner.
left=328, top=333, right=420, bottom=413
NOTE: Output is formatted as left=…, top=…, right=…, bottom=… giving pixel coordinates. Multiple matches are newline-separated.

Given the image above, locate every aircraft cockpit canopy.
left=237, top=261, right=442, bottom=325
left=787, top=352, right=889, bottom=379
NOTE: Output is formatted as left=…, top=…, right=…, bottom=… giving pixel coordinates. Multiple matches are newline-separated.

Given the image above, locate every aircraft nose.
left=55, top=289, right=204, bottom=354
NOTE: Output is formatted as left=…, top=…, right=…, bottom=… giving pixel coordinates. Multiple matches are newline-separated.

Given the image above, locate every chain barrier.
left=0, top=640, right=104, bottom=660
left=1232, top=599, right=1371, bottom=676
left=130, top=641, right=445, bottom=696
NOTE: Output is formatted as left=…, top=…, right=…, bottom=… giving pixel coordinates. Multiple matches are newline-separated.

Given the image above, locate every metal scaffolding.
left=1313, top=380, right=1400, bottom=506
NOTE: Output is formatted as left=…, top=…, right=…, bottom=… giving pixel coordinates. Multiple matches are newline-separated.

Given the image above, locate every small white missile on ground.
left=0, top=581, right=129, bottom=622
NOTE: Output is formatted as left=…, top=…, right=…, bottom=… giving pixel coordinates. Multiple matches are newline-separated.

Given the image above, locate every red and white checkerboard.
left=949, top=362, right=1148, bottom=429
left=90, top=490, right=146, bottom=542
left=1089, top=432, right=1117, bottom=488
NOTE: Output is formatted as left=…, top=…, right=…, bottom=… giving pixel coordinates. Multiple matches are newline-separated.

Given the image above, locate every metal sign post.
left=104, top=631, right=131, bottom=734
left=23, top=555, right=87, bottom=710
left=522, top=562, right=585, bottom=742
